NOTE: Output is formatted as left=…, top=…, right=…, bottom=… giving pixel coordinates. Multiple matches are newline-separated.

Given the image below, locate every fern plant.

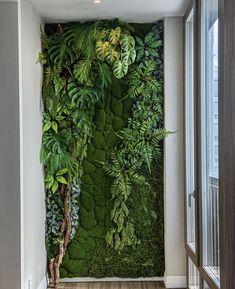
left=103, top=28, right=167, bottom=252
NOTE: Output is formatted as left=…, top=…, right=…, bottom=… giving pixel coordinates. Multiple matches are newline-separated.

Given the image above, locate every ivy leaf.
left=52, top=181, right=59, bottom=194
left=113, top=60, right=128, bottom=79
left=52, top=121, right=58, bottom=133
left=56, top=176, right=68, bottom=184
left=43, top=122, right=51, bottom=133
left=56, top=168, right=68, bottom=176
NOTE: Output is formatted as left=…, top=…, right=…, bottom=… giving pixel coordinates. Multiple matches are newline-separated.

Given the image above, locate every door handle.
left=188, top=190, right=196, bottom=207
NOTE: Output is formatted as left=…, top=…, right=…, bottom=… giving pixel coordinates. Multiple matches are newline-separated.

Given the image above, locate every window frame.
left=184, top=0, right=200, bottom=267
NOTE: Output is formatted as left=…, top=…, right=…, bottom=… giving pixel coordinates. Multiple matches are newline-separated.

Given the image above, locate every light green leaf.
left=42, top=122, right=51, bottom=132
left=56, top=168, right=68, bottom=176
left=51, top=121, right=58, bottom=133
left=45, top=175, right=54, bottom=189
left=56, top=175, right=68, bottom=184
left=109, top=27, right=121, bottom=45
left=113, top=60, right=128, bottom=79
left=52, top=181, right=59, bottom=193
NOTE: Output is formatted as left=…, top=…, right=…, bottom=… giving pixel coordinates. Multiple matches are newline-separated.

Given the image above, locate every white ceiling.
left=31, top=0, right=190, bottom=23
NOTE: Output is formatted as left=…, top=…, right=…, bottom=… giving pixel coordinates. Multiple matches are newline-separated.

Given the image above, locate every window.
left=200, top=0, right=220, bottom=285
left=185, top=7, right=196, bottom=253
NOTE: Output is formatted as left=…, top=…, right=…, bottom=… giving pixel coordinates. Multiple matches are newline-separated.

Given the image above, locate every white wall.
left=19, top=0, right=47, bottom=288
left=164, top=17, right=186, bottom=288
left=0, top=2, right=21, bottom=289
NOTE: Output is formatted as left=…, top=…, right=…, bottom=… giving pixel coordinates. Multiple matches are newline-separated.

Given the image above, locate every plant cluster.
left=40, top=19, right=166, bottom=285
left=104, top=59, right=167, bottom=252
left=103, top=25, right=166, bottom=252
left=39, top=20, right=137, bottom=287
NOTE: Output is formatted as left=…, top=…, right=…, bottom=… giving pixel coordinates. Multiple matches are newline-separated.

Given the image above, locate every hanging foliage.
left=39, top=20, right=166, bottom=286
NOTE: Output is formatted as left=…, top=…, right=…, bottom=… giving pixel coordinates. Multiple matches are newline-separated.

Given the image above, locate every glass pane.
left=185, top=8, right=196, bottom=252
left=188, top=258, right=200, bottom=289
left=201, top=0, right=220, bottom=285
left=204, top=281, right=210, bottom=289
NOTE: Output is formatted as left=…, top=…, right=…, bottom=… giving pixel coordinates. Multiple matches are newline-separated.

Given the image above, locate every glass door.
left=185, top=4, right=198, bottom=259
left=200, top=0, right=220, bottom=286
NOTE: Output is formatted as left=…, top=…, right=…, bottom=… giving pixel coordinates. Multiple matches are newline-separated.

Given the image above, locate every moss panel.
left=83, top=160, right=96, bottom=173
left=83, top=237, right=97, bottom=252
left=80, top=192, right=95, bottom=212
left=93, top=186, right=106, bottom=205
left=95, top=205, right=106, bottom=222
left=80, top=207, right=97, bottom=230
left=110, top=98, right=123, bottom=117
left=68, top=241, right=86, bottom=260
left=93, top=131, right=105, bottom=148
left=94, top=149, right=106, bottom=163
left=94, top=110, right=106, bottom=129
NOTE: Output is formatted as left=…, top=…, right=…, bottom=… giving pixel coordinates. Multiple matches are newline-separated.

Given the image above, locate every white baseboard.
left=60, top=277, right=164, bottom=283
left=37, top=276, right=47, bottom=289
left=164, top=275, right=186, bottom=288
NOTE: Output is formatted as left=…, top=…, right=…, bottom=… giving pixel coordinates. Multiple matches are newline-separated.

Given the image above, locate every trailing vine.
left=39, top=20, right=136, bottom=288
left=39, top=20, right=166, bottom=286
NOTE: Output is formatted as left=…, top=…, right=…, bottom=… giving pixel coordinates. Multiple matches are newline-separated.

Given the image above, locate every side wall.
left=0, top=2, right=21, bottom=289
left=164, top=17, right=186, bottom=288
left=19, top=0, right=47, bottom=288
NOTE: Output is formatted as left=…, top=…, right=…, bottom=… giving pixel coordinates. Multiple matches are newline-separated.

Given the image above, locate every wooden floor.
left=48, top=281, right=183, bottom=289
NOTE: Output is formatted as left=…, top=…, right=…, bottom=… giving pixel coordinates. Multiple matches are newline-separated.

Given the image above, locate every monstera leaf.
left=106, top=47, right=120, bottom=64
left=113, top=59, right=128, bottom=79
left=121, top=35, right=135, bottom=52
left=68, top=79, right=100, bottom=109
left=122, top=48, right=136, bottom=65
left=74, top=59, right=92, bottom=85
left=96, top=41, right=111, bottom=60
left=48, top=32, right=75, bottom=67
left=109, top=27, right=121, bottom=45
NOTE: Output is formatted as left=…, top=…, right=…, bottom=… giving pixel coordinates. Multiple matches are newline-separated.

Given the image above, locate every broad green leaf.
left=144, top=31, right=155, bottom=45
left=135, top=36, right=144, bottom=46
left=42, top=122, right=51, bottom=132
left=123, top=48, right=136, bottom=65
left=109, top=27, right=121, bottom=45
left=113, top=60, right=128, bottom=79
left=96, top=41, right=111, bottom=60
left=74, top=59, right=92, bottom=84
left=52, top=181, right=59, bottom=193
left=56, top=175, right=68, bottom=184
left=52, top=121, right=58, bottom=133
left=46, top=175, right=54, bottom=189
left=56, top=168, right=68, bottom=176
left=121, top=35, right=135, bottom=52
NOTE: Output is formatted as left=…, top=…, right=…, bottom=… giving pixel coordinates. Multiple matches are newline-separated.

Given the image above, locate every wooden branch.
left=50, top=184, right=72, bottom=288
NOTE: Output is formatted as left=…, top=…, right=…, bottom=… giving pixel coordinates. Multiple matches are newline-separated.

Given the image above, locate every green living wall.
left=41, top=20, right=165, bottom=280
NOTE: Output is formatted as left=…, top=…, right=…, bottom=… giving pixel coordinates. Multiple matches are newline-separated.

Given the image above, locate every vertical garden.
left=39, top=19, right=166, bottom=286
